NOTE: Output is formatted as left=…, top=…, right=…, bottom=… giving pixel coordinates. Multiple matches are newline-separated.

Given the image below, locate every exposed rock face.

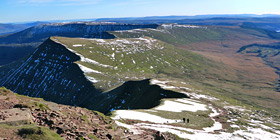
left=0, top=39, right=101, bottom=106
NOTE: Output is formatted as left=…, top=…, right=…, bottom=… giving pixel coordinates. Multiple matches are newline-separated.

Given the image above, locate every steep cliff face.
left=0, top=38, right=101, bottom=106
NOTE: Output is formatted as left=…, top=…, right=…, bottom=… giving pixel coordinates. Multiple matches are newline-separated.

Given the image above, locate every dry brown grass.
left=178, top=27, right=280, bottom=113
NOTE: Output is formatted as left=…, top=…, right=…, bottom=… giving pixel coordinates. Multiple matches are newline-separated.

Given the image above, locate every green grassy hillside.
left=112, top=24, right=222, bottom=46
left=110, top=25, right=280, bottom=115
left=54, top=35, right=217, bottom=91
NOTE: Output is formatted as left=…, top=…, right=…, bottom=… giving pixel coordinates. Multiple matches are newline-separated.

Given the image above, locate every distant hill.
left=96, top=14, right=280, bottom=21
left=95, top=14, right=280, bottom=26
left=0, top=22, right=158, bottom=66
left=0, top=23, right=25, bottom=35
left=0, top=21, right=48, bottom=35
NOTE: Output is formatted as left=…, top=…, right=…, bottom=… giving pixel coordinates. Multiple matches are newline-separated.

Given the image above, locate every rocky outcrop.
left=0, top=108, right=33, bottom=126
left=0, top=87, right=181, bottom=140
left=30, top=105, right=122, bottom=140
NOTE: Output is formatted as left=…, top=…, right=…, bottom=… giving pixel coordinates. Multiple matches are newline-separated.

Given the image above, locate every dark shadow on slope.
left=86, top=79, right=189, bottom=114
left=0, top=38, right=102, bottom=106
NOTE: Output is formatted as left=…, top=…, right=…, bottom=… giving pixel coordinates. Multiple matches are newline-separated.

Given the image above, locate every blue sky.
left=0, top=0, right=279, bottom=23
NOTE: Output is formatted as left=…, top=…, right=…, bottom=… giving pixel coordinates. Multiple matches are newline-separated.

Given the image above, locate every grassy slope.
left=111, top=25, right=280, bottom=115
left=237, top=43, right=280, bottom=84
left=53, top=35, right=217, bottom=91
left=185, top=27, right=280, bottom=114
left=53, top=36, right=220, bottom=113
left=112, top=25, right=223, bottom=46
left=0, top=124, right=63, bottom=140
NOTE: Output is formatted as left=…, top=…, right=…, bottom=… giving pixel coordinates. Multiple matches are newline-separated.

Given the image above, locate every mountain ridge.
left=0, top=37, right=189, bottom=113
left=0, top=22, right=159, bottom=66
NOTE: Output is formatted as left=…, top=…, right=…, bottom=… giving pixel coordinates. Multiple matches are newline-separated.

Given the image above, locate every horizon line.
left=3, top=13, right=280, bottom=24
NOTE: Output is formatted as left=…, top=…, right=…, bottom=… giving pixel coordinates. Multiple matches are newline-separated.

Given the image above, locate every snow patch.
left=190, top=93, right=219, bottom=101
left=86, top=76, right=99, bottom=83
left=115, top=121, right=143, bottom=134
left=95, top=39, right=106, bottom=43
left=77, top=64, right=102, bottom=74
left=224, top=105, right=249, bottom=112
left=174, top=25, right=202, bottom=28
left=132, top=59, right=136, bottom=64
left=203, top=105, right=222, bottom=132
left=150, top=79, right=169, bottom=85
left=73, top=44, right=83, bottom=47
left=150, top=79, right=178, bottom=89
left=161, top=24, right=206, bottom=29
left=113, top=110, right=178, bottom=124
left=155, top=99, right=208, bottom=112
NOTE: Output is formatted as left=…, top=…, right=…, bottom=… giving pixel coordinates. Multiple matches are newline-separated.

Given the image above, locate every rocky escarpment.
left=0, top=38, right=188, bottom=114
left=0, top=22, right=159, bottom=44
left=0, top=22, right=159, bottom=65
